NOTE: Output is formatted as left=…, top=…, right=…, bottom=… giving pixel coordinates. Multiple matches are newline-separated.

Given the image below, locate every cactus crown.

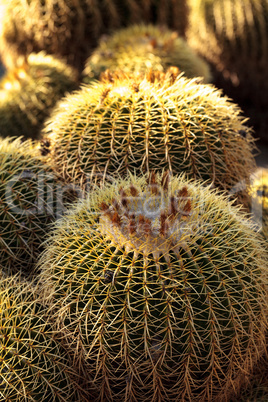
left=99, top=171, right=199, bottom=259
left=83, top=24, right=211, bottom=83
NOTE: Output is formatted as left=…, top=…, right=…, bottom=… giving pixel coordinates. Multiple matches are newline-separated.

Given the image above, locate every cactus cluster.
left=187, top=0, right=268, bottom=141
left=0, top=2, right=267, bottom=401
left=0, top=0, right=188, bottom=72
left=41, top=69, right=256, bottom=206
left=37, top=172, right=268, bottom=401
left=0, top=137, right=62, bottom=276
left=0, top=273, right=85, bottom=401
left=0, top=52, right=77, bottom=140
left=83, top=24, right=211, bottom=83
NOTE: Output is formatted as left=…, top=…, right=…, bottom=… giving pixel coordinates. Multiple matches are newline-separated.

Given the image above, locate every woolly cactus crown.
left=42, top=69, right=256, bottom=206
left=0, top=52, right=77, bottom=140
left=38, top=172, right=268, bottom=401
left=83, top=24, right=211, bottom=83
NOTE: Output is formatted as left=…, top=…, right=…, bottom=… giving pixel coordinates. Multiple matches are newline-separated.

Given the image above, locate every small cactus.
left=83, top=24, right=211, bottom=84
left=0, top=273, right=85, bottom=401
left=0, top=137, right=63, bottom=276
left=187, top=0, right=268, bottom=141
left=37, top=172, right=268, bottom=401
left=41, top=69, right=256, bottom=206
left=0, top=52, right=77, bottom=140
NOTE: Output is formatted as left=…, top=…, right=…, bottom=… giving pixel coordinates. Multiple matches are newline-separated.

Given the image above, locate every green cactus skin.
left=0, top=1, right=189, bottom=72
left=0, top=52, right=77, bottom=140
left=187, top=0, right=268, bottom=142
left=0, top=137, right=63, bottom=276
left=83, top=24, right=211, bottom=84
left=37, top=172, right=268, bottom=402
left=41, top=69, right=256, bottom=206
left=0, top=273, right=86, bottom=401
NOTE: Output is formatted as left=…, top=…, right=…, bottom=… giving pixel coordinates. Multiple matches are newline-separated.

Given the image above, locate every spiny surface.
left=37, top=172, right=268, bottom=402
left=42, top=69, right=256, bottom=206
left=0, top=137, right=62, bottom=276
left=0, top=52, right=77, bottom=140
left=0, top=273, right=85, bottom=401
left=83, top=24, right=211, bottom=83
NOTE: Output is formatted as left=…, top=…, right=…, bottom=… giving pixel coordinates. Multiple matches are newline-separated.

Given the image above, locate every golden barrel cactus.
left=41, top=69, right=256, bottom=206
left=83, top=24, right=211, bottom=83
left=187, top=0, right=268, bottom=141
left=0, top=273, right=85, bottom=401
left=0, top=137, right=63, bottom=276
left=37, top=172, right=268, bottom=401
left=0, top=52, right=77, bottom=140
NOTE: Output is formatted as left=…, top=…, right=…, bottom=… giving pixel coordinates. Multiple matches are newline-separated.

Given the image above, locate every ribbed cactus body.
left=187, top=0, right=268, bottom=141
left=0, top=137, right=61, bottom=275
left=0, top=0, right=188, bottom=72
left=0, top=274, right=84, bottom=401
left=42, top=70, right=256, bottom=205
left=37, top=173, right=268, bottom=401
left=0, top=52, right=77, bottom=140
left=83, top=24, right=211, bottom=83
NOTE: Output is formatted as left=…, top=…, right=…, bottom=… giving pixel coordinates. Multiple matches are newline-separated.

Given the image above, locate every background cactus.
left=0, top=137, right=63, bottom=276
left=0, top=273, right=85, bottom=401
left=187, top=0, right=268, bottom=142
left=250, top=167, right=268, bottom=243
left=0, top=0, right=188, bottom=73
left=83, top=24, right=211, bottom=83
left=0, top=52, right=77, bottom=140
left=37, top=172, right=268, bottom=401
left=41, top=69, right=256, bottom=206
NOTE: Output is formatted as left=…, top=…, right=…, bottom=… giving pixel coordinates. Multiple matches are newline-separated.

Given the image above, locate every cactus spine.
left=42, top=69, right=256, bottom=206
left=0, top=137, right=62, bottom=276
left=0, top=273, right=85, bottom=401
left=0, top=52, right=77, bottom=140
left=83, top=24, right=211, bottom=83
left=37, top=172, right=268, bottom=401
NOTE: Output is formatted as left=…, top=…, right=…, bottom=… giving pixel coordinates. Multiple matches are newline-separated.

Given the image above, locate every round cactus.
left=0, top=1, right=189, bottom=72
left=187, top=0, right=268, bottom=141
left=41, top=69, right=256, bottom=206
left=0, top=52, right=77, bottom=140
left=83, top=24, right=211, bottom=83
left=37, top=172, right=268, bottom=401
left=0, top=137, right=64, bottom=276
left=0, top=273, right=86, bottom=401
